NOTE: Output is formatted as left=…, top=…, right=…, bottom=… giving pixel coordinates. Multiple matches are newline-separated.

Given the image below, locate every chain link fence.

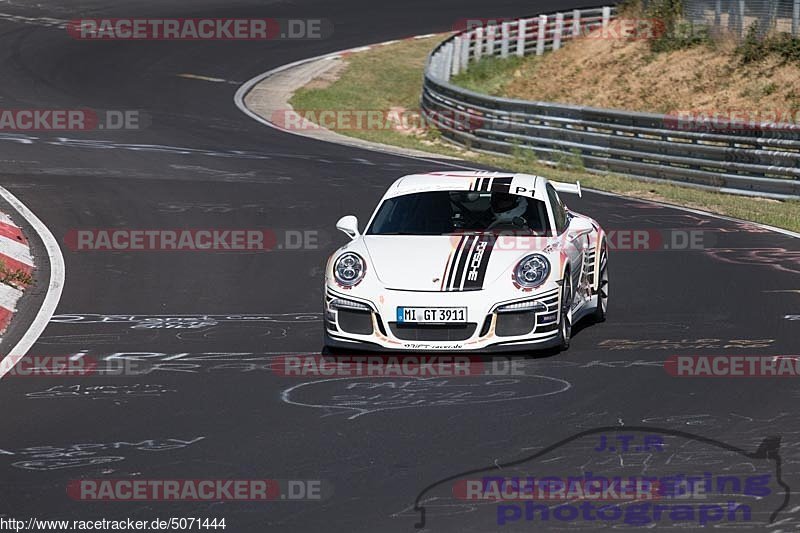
left=672, top=0, right=800, bottom=38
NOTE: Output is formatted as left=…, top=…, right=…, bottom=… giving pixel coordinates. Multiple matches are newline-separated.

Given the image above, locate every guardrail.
left=422, top=7, right=800, bottom=199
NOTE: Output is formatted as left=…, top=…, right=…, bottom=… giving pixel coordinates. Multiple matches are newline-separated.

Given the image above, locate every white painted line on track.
left=0, top=186, right=65, bottom=377
left=177, top=73, right=240, bottom=84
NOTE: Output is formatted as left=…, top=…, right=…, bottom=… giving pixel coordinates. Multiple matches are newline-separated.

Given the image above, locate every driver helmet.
left=491, top=192, right=520, bottom=214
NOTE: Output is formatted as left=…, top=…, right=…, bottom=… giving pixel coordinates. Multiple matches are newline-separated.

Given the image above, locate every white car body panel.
left=324, top=171, right=607, bottom=352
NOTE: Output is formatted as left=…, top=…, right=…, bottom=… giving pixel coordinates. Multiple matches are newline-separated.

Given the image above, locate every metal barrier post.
left=442, top=42, right=452, bottom=81
left=739, top=0, right=746, bottom=37
left=794, top=0, right=800, bottom=36
left=461, top=31, right=471, bottom=71
left=486, top=24, right=496, bottom=56
left=572, top=9, right=581, bottom=37
left=516, top=19, right=527, bottom=56
left=536, top=14, right=548, bottom=55
left=451, top=37, right=461, bottom=76
left=554, top=13, right=564, bottom=50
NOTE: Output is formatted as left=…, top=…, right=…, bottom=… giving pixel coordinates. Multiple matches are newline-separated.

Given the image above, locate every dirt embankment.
left=501, top=19, right=800, bottom=116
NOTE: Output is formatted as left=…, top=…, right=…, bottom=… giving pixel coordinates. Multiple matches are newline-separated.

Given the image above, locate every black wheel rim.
left=599, top=251, right=609, bottom=314
left=561, top=275, right=572, bottom=341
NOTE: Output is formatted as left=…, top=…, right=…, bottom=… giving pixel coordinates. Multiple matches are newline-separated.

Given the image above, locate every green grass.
left=288, top=36, right=800, bottom=233
left=0, top=260, right=32, bottom=289
left=291, top=37, right=454, bottom=154
left=738, top=23, right=800, bottom=65
left=450, top=55, right=528, bottom=95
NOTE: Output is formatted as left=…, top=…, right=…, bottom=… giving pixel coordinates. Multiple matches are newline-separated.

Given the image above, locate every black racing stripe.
left=479, top=177, right=490, bottom=191
left=444, top=235, right=468, bottom=291
left=447, top=235, right=473, bottom=291
left=462, top=234, right=497, bottom=290
left=442, top=236, right=462, bottom=290
left=452, top=235, right=479, bottom=291
left=490, top=177, right=513, bottom=194
left=448, top=235, right=477, bottom=291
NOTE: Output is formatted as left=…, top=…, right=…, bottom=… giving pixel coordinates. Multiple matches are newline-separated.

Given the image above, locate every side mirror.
left=336, top=215, right=360, bottom=240
left=569, top=215, right=593, bottom=233
left=567, top=215, right=593, bottom=241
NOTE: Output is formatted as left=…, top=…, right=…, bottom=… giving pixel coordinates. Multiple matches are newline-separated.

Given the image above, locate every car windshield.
left=367, top=190, right=551, bottom=236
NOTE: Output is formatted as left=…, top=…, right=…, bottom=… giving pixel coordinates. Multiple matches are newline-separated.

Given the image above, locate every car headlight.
left=513, top=254, right=550, bottom=288
left=333, top=252, right=366, bottom=287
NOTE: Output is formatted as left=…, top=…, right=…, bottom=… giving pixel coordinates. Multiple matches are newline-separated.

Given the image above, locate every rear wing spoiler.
left=551, top=180, right=582, bottom=198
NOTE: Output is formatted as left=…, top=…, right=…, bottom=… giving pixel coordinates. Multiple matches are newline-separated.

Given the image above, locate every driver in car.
left=487, top=192, right=528, bottom=230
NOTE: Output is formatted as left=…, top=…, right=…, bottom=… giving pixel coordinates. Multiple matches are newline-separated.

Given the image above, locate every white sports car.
left=323, top=171, right=608, bottom=352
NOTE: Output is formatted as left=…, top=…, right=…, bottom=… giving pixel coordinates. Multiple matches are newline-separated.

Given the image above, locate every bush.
left=764, top=32, right=800, bottom=64
left=644, top=0, right=683, bottom=25
left=626, top=0, right=800, bottom=60
left=640, top=0, right=712, bottom=52
left=737, top=23, right=766, bottom=63
left=651, top=20, right=711, bottom=52
left=736, top=24, right=800, bottom=64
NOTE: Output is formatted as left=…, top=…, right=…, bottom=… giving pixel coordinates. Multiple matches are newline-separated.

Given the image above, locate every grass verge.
left=0, top=260, right=32, bottom=289
left=289, top=36, right=800, bottom=233
left=451, top=23, right=800, bottom=114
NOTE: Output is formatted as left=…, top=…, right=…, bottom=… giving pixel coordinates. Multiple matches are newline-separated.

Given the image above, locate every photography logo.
left=411, top=426, right=789, bottom=530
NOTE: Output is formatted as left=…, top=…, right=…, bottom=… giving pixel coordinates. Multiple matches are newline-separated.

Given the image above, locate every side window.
left=546, top=184, right=567, bottom=234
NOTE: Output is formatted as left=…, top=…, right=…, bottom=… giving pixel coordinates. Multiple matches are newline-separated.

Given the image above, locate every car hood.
left=362, top=234, right=555, bottom=291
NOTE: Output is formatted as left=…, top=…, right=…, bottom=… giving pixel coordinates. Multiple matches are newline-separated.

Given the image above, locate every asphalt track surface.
left=0, top=0, right=797, bottom=531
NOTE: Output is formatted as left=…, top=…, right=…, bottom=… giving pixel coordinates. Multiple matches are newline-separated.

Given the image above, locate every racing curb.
left=0, top=186, right=64, bottom=364
left=0, top=210, right=33, bottom=335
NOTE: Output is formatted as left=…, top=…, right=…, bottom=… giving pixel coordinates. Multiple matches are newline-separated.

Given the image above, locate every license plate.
left=396, top=307, right=467, bottom=324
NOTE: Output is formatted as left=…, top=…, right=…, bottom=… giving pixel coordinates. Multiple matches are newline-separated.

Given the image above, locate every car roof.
left=385, top=171, right=549, bottom=201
